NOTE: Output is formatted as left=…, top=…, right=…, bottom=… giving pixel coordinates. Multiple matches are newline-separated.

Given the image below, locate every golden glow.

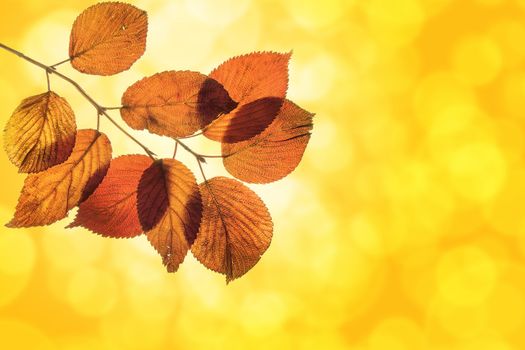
left=451, top=35, right=502, bottom=86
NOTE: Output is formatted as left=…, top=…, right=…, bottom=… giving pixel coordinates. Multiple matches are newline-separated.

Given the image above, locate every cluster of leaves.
left=3, top=2, right=313, bottom=282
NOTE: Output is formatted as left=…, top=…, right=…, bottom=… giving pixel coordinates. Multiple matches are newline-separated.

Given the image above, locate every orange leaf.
left=191, top=177, right=273, bottom=282
left=69, top=154, right=153, bottom=238
left=205, top=52, right=291, bottom=143
left=69, top=2, right=148, bottom=75
left=4, top=91, right=76, bottom=173
left=7, top=129, right=112, bottom=227
left=223, top=100, right=313, bottom=183
left=137, top=159, right=202, bottom=272
left=121, top=71, right=237, bottom=138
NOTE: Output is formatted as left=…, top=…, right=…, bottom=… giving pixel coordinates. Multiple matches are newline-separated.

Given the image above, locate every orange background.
left=1, top=0, right=525, bottom=349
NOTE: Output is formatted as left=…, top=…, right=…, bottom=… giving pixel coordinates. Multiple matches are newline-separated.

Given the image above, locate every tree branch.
left=0, top=42, right=156, bottom=159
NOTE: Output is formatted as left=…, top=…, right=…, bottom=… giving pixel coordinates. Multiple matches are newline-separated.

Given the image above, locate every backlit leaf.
left=137, top=159, right=202, bottom=272
left=7, top=129, right=112, bottom=227
left=191, top=177, right=273, bottom=283
left=4, top=91, right=76, bottom=173
left=69, top=2, right=148, bottom=75
left=121, top=71, right=237, bottom=138
left=205, top=52, right=291, bottom=143
left=69, top=154, right=153, bottom=238
left=223, top=100, right=313, bottom=183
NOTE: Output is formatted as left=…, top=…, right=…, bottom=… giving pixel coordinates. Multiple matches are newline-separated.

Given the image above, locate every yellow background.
left=1, top=0, right=525, bottom=348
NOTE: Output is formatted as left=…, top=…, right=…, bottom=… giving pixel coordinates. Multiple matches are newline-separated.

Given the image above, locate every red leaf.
left=137, top=159, right=202, bottom=272
left=69, top=154, right=153, bottom=238
left=204, top=52, right=290, bottom=143
left=223, top=100, right=313, bottom=183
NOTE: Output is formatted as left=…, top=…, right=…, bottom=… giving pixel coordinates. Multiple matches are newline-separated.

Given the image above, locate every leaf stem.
left=199, top=154, right=225, bottom=158
left=50, top=57, right=72, bottom=68
left=177, top=130, right=203, bottom=139
left=172, top=140, right=178, bottom=159
left=96, top=111, right=101, bottom=131
left=46, top=70, right=51, bottom=91
left=0, top=42, right=156, bottom=159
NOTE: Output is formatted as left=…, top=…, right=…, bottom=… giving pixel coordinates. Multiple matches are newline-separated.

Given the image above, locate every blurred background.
left=1, top=0, right=525, bottom=348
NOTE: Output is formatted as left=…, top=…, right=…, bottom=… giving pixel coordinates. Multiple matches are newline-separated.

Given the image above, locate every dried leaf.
left=137, top=159, right=202, bottom=272
left=191, top=177, right=273, bottom=282
left=223, top=100, right=313, bottom=183
left=205, top=52, right=291, bottom=143
left=7, top=129, right=112, bottom=227
left=69, top=154, right=153, bottom=238
left=4, top=91, right=76, bottom=173
left=121, top=71, right=236, bottom=138
left=69, top=2, right=148, bottom=75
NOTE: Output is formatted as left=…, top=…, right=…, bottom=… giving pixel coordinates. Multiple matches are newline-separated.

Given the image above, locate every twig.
left=173, top=138, right=232, bottom=160
left=174, top=139, right=206, bottom=163
left=0, top=42, right=156, bottom=159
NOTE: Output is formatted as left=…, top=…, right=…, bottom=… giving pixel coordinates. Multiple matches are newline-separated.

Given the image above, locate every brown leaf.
left=4, top=91, right=76, bottom=173
left=223, top=100, right=313, bottom=183
left=121, top=71, right=237, bottom=138
left=69, top=154, right=153, bottom=238
left=7, top=129, right=112, bottom=227
left=137, top=159, right=202, bottom=272
left=205, top=52, right=291, bottom=143
left=69, top=2, right=148, bottom=75
left=191, top=177, right=273, bottom=283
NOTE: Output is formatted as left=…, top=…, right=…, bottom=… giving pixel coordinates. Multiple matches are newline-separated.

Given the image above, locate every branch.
left=173, top=138, right=236, bottom=160
left=0, top=42, right=156, bottom=159
left=174, top=139, right=207, bottom=163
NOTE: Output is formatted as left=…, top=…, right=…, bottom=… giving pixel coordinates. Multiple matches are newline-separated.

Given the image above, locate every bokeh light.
left=2, top=0, right=525, bottom=349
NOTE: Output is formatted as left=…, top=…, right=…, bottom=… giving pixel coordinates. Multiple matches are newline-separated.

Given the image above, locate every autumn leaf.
left=223, top=100, right=313, bottom=183
left=204, top=52, right=291, bottom=143
left=4, top=91, right=76, bottom=173
left=69, top=154, right=153, bottom=238
left=69, top=2, right=148, bottom=75
left=191, top=177, right=273, bottom=283
left=137, top=159, right=202, bottom=272
left=121, top=71, right=237, bottom=138
left=7, top=129, right=112, bottom=227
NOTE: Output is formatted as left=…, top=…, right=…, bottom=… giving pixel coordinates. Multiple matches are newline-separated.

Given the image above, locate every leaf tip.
left=5, top=217, right=21, bottom=228
left=65, top=221, right=77, bottom=229
left=165, top=259, right=178, bottom=273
